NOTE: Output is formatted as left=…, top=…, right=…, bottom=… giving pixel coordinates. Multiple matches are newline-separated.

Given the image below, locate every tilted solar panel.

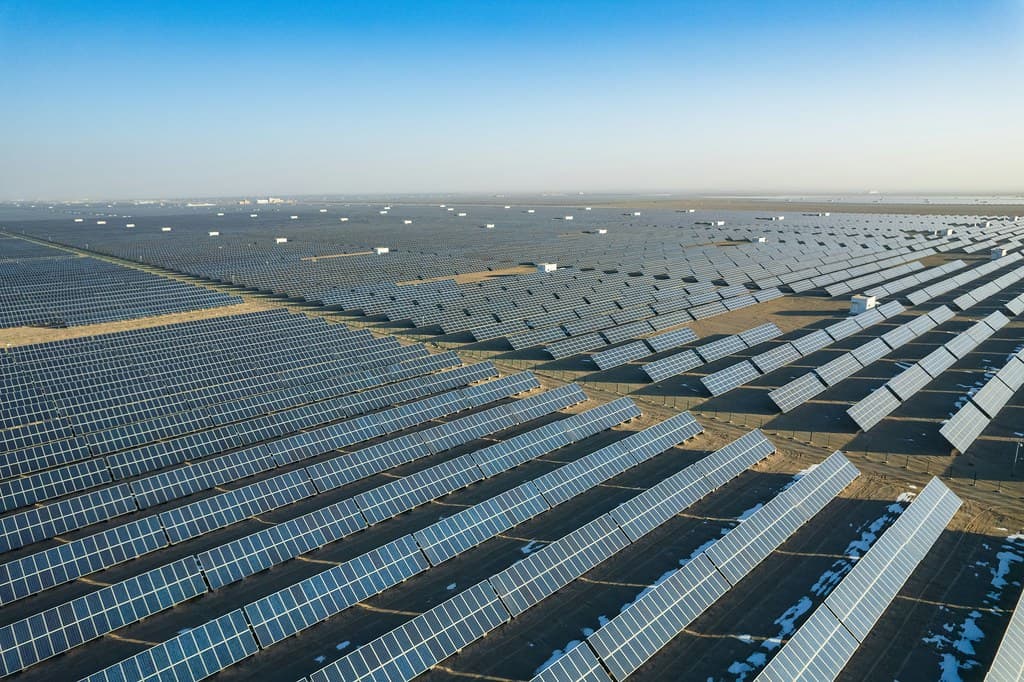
left=847, top=387, right=901, bottom=431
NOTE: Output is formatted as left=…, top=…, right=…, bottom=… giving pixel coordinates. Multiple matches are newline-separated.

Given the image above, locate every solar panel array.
left=584, top=451, right=859, bottom=680
left=756, top=478, right=961, bottom=681
left=307, top=425, right=778, bottom=679
left=846, top=308, right=1011, bottom=431
left=642, top=323, right=781, bottom=383
left=0, top=236, right=241, bottom=328
left=941, top=348, right=1024, bottom=453
left=986, top=579, right=1024, bottom=681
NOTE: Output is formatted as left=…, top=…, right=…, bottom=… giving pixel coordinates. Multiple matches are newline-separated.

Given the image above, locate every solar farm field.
left=0, top=200, right=1022, bottom=682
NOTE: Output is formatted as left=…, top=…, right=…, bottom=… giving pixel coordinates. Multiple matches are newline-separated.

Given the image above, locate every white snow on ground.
left=950, top=380, right=987, bottom=416
left=725, top=493, right=911, bottom=680
left=520, top=540, right=543, bottom=554
left=446, top=583, right=457, bottom=591
left=336, top=641, right=350, bottom=651
left=737, top=503, right=763, bottom=521
left=923, top=532, right=1024, bottom=680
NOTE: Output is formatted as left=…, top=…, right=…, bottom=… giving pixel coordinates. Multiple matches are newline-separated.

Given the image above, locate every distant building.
left=374, top=246, right=390, bottom=255
left=537, top=262, right=557, bottom=273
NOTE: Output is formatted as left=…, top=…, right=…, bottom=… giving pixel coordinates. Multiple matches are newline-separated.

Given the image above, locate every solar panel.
left=971, top=377, right=1014, bottom=419
left=0, top=558, right=207, bottom=675
left=906, top=314, right=938, bottom=336
left=80, top=610, right=258, bottom=682
left=814, top=353, right=863, bottom=387
left=307, top=580, right=509, bottom=682
left=489, top=513, right=630, bottom=616
left=791, top=330, right=832, bottom=356
left=880, top=324, right=914, bottom=350
left=847, top=387, right=901, bottom=431
left=197, top=497, right=367, bottom=590
left=545, top=333, right=608, bottom=359
left=996, top=357, right=1024, bottom=391
left=753, top=596, right=861, bottom=681
left=944, top=332, right=979, bottom=360
left=986, top=581, right=1024, bottom=681
left=531, top=641, right=612, bottom=682
left=694, top=335, right=746, bottom=363
left=850, top=338, right=891, bottom=367
left=738, top=323, right=782, bottom=348
left=0, top=483, right=136, bottom=553
left=886, top=364, right=931, bottom=401
left=642, top=349, right=703, bottom=382
left=705, top=452, right=858, bottom=584
left=875, top=300, right=905, bottom=319
left=414, top=482, right=549, bottom=566
left=587, top=452, right=857, bottom=681
left=917, top=347, right=957, bottom=379
left=587, top=552, right=729, bottom=681
left=645, top=327, right=698, bottom=353
left=0, top=516, right=167, bottom=606
left=355, top=454, right=484, bottom=524
left=701, top=360, right=760, bottom=396
left=592, top=341, right=651, bottom=370
left=610, top=429, right=772, bottom=542
left=244, top=535, right=429, bottom=648
left=769, top=373, right=828, bottom=413
left=824, top=478, right=960, bottom=641
left=824, top=318, right=860, bottom=342
left=927, top=305, right=955, bottom=325
left=939, top=402, right=991, bottom=453
left=750, top=343, right=801, bottom=374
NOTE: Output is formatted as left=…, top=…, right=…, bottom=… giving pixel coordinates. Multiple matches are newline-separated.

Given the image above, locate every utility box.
left=992, top=247, right=1009, bottom=260
left=537, top=262, right=557, bottom=273
left=752, top=236, right=767, bottom=243
left=374, top=246, right=390, bottom=255
left=850, top=294, right=877, bottom=314
left=160, top=226, right=170, bottom=231
left=597, top=228, right=607, bottom=234
left=208, top=231, right=220, bottom=236
left=275, top=237, right=288, bottom=244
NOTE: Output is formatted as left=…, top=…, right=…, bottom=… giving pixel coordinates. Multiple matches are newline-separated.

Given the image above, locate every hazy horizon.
left=2, top=1, right=1022, bottom=200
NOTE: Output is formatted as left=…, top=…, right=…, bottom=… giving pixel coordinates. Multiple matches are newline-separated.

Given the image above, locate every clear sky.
left=1, top=1, right=1022, bottom=200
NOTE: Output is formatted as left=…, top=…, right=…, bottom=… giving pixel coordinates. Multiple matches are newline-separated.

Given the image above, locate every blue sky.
left=1, top=1, right=1021, bottom=199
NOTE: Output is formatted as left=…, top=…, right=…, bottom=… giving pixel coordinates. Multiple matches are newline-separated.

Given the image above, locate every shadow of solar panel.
left=642, top=349, right=702, bottom=382
left=814, top=353, right=863, bottom=387
left=702, top=361, right=760, bottom=396
left=791, top=330, right=832, bottom=356
left=81, top=609, right=258, bottom=682
left=823, top=478, right=960, bottom=642
left=243, top=535, right=428, bottom=648
left=531, top=641, right=611, bottom=682
left=847, top=387, right=901, bottom=431
left=308, top=580, right=509, bottom=682
left=754, top=599, right=860, bottom=682
left=769, top=373, right=827, bottom=413
left=917, top=347, right=957, bottom=379
left=985, top=580, right=1024, bottom=681
left=939, top=402, right=990, bottom=453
